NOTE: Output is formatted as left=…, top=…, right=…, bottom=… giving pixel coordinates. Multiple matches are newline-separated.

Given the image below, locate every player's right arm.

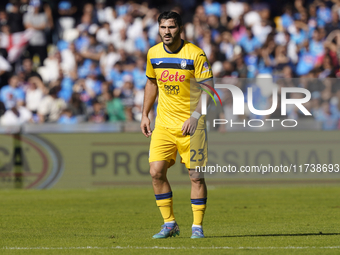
left=141, top=78, right=158, bottom=137
left=141, top=50, right=158, bottom=137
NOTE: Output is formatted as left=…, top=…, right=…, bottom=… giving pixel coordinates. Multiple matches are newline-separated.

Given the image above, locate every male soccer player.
left=140, top=11, right=214, bottom=239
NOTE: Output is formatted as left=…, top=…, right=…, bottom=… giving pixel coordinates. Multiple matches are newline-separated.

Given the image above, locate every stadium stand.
left=0, top=0, right=339, bottom=130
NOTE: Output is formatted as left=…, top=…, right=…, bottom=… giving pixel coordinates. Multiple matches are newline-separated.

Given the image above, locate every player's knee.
left=190, top=177, right=205, bottom=185
left=150, top=167, right=165, bottom=180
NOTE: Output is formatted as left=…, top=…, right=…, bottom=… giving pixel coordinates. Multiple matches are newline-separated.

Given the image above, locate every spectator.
left=57, top=1, right=76, bottom=40
left=23, top=0, right=52, bottom=66
left=319, top=54, right=336, bottom=78
left=60, top=42, right=77, bottom=76
left=88, top=99, right=107, bottom=123
left=80, top=33, right=105, bottom=62
left=115, top=0, right=129, bottom=17
left=281, top=4, right=294, bottom=29
left=115, top=75, right=134, bottom=121
left=96, top=22, right=112, bottom=45
left=94, top=0, right=108, bottom=25
left=274, top=45, right=290, bottom=71
left=85, top=69, right=102, bottom=98
left=58, top=108, right=78, bottom=124
left=7, top=1, right=24, bottom=33
left=0, top=105, right=32, bottom=125
left=0, top=10, right=8, bottom=32
left=252, top=19, right=272, bottom=44
left=73, top=79, right=93, bottom=106
left=135, top=28, right=152, bottom=54
left=317, top=1, right=332, bottom=26
left=21, top=57, right=42, bottom=81
left=310, top=28, right=325, bottom=57
left=325, top=11, right=340, bottom=36
left=112, top=28, right=136, bottom=54
left=132, top=58, right=146, bottom=91
left=25, top=76, right=44, bottom=114
left=108, top=61, right=128, bottom=89
left=296, top=43, right=317, bottom=76
left=226, top=0, right=245, bottom=22
left=203, top=0, right=221, bottom=17
left=239, top=27, right=262, bottom=54
left=231, top=15, right=247, bottom=43
left=0, top=75, right=24, bottom=109
left=68, top=92, right=87, bottom=117
left=314, top=101, right=339, bottom=130
left=104, top=90, right=125, bottom=122
left=219, top=31, right=234, bottom=61
left=37, top=86, right=66, bottom=123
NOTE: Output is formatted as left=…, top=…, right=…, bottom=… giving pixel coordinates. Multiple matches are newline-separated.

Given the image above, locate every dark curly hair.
left=158, top=11, right=182, bottom=27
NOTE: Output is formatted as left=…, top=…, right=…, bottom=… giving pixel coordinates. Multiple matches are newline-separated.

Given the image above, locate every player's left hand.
left=181, top=117, right=198, bottom=136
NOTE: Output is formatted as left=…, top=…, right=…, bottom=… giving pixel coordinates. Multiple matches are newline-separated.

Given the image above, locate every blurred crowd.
left=0, top=0, right=339, bottom=130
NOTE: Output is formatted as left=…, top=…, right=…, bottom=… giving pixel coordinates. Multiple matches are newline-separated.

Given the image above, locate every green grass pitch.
left=1, top=183, right=340, bottom=254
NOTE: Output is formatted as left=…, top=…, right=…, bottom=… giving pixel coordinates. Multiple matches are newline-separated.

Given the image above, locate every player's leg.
left=150, top=161, right=179, bottom=238
left=149, top=127, right=179, bottom=238
left=150, top=160, right=174, bottom=222
left=189, top=170, right=207, bottom=238
left=177, top=128, right=208, bottom=238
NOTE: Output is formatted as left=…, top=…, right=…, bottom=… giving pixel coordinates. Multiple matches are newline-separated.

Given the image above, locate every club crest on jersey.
left=181, top=59, right=187, bottom=69
left=203, top=61, right=209, bottom=70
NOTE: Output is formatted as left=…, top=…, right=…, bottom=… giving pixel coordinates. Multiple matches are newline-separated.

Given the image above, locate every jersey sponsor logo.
left=159, top=70, right=185, bottom=83
left=164, top=85, right=180, bottom=95
left=156, top=61, right=163, bottom=65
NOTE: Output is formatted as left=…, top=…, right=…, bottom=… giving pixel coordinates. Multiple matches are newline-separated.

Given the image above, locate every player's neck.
left=164, top=39, right=183, bottom=53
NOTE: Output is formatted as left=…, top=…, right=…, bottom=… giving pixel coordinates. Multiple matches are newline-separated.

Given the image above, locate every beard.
left=160, top=30, right=181, bottom=46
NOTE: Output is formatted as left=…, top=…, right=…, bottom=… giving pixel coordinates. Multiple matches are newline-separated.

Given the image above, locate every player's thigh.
left=149, top=126, right=177, bottom=166
left=177, top=129, right=208, bottom=169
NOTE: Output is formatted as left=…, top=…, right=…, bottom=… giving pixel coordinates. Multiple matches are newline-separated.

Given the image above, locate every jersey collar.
left=163, top=39, right=184, bottom=54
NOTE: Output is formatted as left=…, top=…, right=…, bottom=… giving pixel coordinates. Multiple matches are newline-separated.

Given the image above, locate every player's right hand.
left=141, top=115, right=152, bottom=137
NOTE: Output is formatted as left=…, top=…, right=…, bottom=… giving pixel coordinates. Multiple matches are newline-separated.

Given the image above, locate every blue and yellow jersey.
left=146, top=40, right=213, bottom=129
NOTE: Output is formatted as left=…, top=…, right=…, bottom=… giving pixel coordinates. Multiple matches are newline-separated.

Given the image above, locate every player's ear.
left=179, top=25, right=184, bottom=34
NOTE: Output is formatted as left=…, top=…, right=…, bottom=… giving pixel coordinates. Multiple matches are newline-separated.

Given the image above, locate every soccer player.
left=140, top=11, right=214, bottom=239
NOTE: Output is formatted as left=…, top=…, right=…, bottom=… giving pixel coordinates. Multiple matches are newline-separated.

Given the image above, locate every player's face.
left=159, top=19, right=181, bottom=46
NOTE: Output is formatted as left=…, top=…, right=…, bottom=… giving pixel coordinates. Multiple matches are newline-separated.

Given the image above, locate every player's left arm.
left=182, top=50, right=214, bottom=135
left=181, top=79, right=214, bottom=136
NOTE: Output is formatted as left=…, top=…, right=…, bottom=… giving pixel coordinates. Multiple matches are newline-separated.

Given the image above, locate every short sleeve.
left=145, top=51, right=156, bottom=79
left=194, top=50, right=213, bottom=83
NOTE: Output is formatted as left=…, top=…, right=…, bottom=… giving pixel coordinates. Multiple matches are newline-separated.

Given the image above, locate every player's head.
left=158, top=11, right=183, bottom=47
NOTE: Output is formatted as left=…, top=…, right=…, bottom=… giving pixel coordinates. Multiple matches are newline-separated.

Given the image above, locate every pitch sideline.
left=2, top=246, right=340, bottom=250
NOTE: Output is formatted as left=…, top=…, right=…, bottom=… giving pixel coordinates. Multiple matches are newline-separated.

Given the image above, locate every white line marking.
left=2, top=246, right=340, bottom=250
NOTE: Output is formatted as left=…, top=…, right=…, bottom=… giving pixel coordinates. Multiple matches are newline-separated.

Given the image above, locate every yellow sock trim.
left=156, top=197, right=175, bottom=223
left=192, top=204, right=206, bottom=226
